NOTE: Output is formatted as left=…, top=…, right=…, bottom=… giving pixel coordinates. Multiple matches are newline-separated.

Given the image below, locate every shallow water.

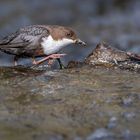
left=0, top=66, right=140, bottom=140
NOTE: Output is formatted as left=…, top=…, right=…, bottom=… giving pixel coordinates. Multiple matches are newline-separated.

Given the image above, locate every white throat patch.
left=41, top=35, right=74, bottom=55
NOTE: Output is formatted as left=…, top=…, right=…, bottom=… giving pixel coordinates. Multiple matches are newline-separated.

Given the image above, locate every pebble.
left=122, top=112, right=136, bottom=120
left=86, top=128, right=115, bottom=140
left=107, top=117, right=118, bottom=129
left=122, top=97, right=133, bottom=106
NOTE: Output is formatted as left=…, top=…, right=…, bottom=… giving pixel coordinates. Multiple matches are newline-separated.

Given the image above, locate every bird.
left=0, top=25, right=86, bottom=68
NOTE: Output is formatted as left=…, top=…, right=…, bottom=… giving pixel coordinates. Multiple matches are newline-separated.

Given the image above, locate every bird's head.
left=48, top=25, right=86, bottom=47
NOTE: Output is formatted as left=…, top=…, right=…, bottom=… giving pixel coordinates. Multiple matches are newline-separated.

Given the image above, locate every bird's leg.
left=33, top=53, right=66, bottom=66
left=57, top=58, right=65, bottom=69
left=32, top=57, right=37, bottom=65
left=14, top=56, right=19, bottom=66
left=48, top=59, right=55, bottom=65
left=47, top=58, right=65, bottom=69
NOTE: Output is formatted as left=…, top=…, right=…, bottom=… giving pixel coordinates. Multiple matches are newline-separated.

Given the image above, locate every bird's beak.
left=75, top=39, right=87, bottom=47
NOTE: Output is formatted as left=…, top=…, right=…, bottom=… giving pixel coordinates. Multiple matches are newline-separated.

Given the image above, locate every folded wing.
left=0, top=25, right=49, bottom=49
left=0, top=25, right=49, bottom=56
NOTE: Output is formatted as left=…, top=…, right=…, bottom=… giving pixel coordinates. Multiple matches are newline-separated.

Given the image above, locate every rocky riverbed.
left=0, top=65, right=140, bottom=140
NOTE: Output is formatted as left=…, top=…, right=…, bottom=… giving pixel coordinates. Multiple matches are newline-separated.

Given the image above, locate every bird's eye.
left=66, top=32, right=72, bottom=37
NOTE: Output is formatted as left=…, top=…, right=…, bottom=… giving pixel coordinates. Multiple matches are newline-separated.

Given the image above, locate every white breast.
left=41, top=35, right=74, bottom=55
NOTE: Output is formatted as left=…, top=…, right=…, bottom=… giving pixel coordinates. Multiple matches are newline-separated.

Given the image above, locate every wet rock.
left=32, top=134, right=64, bottom=140
left=67, top=42, right=140, bottom=72
left=122, top=129, right=140, bottom=140
left=86, top=128, right=115, bottom=140
left=0, top=66, right=44, bottom=78
left=122, top=112, right=136, bottom=121
left=67, top=61, right=84, bottom=69
left=121, top=94, right=139, bottom=107
left=107, top=117, right=118, bottom=129
left=85, top=42, right=140, bottom=72
left=85, top=42, right=130, bottom=65
left=0, top=64, right=140, bottom=140
left=122, top=97, right=133, bottom=107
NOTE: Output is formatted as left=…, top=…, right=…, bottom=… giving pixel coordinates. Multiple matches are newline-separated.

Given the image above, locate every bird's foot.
left=32, top=58, right=38, bottom=65
left=33, top=53, right=66, bottom=66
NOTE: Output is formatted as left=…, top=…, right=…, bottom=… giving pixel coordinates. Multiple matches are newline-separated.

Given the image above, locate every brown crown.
left=47, top=25, right=78, bottom=41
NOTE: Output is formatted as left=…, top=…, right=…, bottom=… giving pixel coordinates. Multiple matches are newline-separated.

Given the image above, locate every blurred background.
left=0, top=0, right=140, bottom=66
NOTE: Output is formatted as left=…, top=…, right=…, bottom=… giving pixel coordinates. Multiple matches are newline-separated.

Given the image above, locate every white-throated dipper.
left=0, top=25, right=86, bottom=67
